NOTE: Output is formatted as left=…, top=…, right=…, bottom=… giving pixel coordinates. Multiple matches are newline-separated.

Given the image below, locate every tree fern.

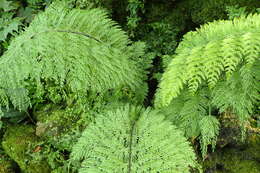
left=0, top=2, right=148, bottom=117
left=70, top=105, right=200, bottom=173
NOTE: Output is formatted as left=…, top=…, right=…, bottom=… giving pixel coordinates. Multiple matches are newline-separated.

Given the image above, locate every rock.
left=2, top=125, right=51, bottom=173
left=33, top=104, right=87, bottom=154
left=35, top=121, right=59, bottom=137
left=34, top=104, right=88, bottom=138
left=34, top=108, right=77, bottom=138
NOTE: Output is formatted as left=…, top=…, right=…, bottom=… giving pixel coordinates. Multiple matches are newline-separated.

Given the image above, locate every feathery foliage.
left=155, top=13, right=260, bottom=158
left=0, top=2, right=148, bottom=119
left=199, top=115, right=219, bottom=158
left=159, top=89, right=220, bottom=158
left=155, top=13, right=260, bottom=107
left=70, top=105, right=199, bottom=173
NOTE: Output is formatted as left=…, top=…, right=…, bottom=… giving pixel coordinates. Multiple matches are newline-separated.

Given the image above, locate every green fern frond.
left=0, top=89, right=9, bottom=109
left=159, top=89, right=220, bottom=158
left=177, top=91, right=208, bottom=138
left=241, top=32, right=260, bottom=65
left=155, top=14, right=260, bottom=158
left=203, top=40, right=224, bottom=87
left=199, top=115, right=220, bottom=159
left=221, top=36, right=243, bottom=78
left=0, top=2, right=147, bottom=115
left=212, top=66, right=259, bottom=123
left=155, top=13, right=260, bottom=107
left=70, top=105, right=199, bottom=173
left=160, top=89, right=210, bottom=138
left=154, top=56, right=188, bottom=107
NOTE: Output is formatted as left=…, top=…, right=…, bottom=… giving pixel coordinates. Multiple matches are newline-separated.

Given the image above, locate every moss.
left=0, top=155, right=17, bottom=173
left=33, top=104, right=87, bottom=156
left=203, top=149, right=260, bottom=173
left=244, top=133, right=260, bottom=160
left=221, top=149, right=259, bottom=172
left=202, top=134, right=260, bottom=173
left=2, top=125, right=51, bottom=173
left=0, top=161, right=15, bottom=173
left=34, top=105, right=88, bottom=138
left=202, top=113, right=260, bottom=172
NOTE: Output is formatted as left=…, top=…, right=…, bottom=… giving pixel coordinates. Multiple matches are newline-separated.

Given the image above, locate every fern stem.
left=128, top=121, right=136, bottom=173
left=55, top=30, right=102, bottom=42
left=29, top=29, right=102, bottom=43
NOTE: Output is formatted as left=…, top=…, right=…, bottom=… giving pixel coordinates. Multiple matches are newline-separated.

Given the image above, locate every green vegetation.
left=0, top=0, right=259, bottom=172
left=70, top=105, right=199, bottom=172
left=155, top=12, right=260, bottom=158
left=2, top=125, right=50, bottom=173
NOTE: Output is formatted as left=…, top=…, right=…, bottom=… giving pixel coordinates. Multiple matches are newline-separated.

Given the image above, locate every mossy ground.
left=2, top=125, right=51, bottom=173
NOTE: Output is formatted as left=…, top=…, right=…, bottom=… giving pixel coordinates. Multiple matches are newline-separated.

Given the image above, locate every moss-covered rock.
left=203, top=132, right=260, bottom=173
left=0, top=154, right=18, bottom=173
left=203, top=147, right=260, bottom=173
left=0, top=161, right=15, bottom=173
left=202, top=112, right=260, bottom=172
left=2, top=125, right=51, bottom=173
left=34, top=105, right=88, bottom=138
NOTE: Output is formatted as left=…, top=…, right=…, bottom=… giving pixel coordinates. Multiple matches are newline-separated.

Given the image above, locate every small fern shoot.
left=70, top=105, right=200, bottom=173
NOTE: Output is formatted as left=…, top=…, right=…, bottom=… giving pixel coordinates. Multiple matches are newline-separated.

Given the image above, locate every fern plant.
left=155, top=13, right=260, bottom=158
left=0, top=2, right=148, bottom=121
left=70, top=105, right=200, bottom=173
left=0, top=0, right=22, bottom=55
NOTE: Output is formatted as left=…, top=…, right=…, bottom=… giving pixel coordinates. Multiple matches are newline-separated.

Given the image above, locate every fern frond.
left=212, top=67, right=259, bottom=123
left=159, top=88, right=222, bottom=159
left=241, top=32, right=260, bottom=65
left=154, top=56, right=188, bottom=107
left=186, top=46, right=205, bottom=92
left=155, top=14, right=260, bottom=107
left=161, top=89, right=208, bottom=135
left=0, top=2, right=147, bottom=114
left=203, top=40, right=224, bottom=87
left=177, top=91, right=208, bottom=138
left=70, top=105, right=199, bottom=173
left=221, top=36, right=243, bottom=78
left=199, top=115, right=220, bottom=159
